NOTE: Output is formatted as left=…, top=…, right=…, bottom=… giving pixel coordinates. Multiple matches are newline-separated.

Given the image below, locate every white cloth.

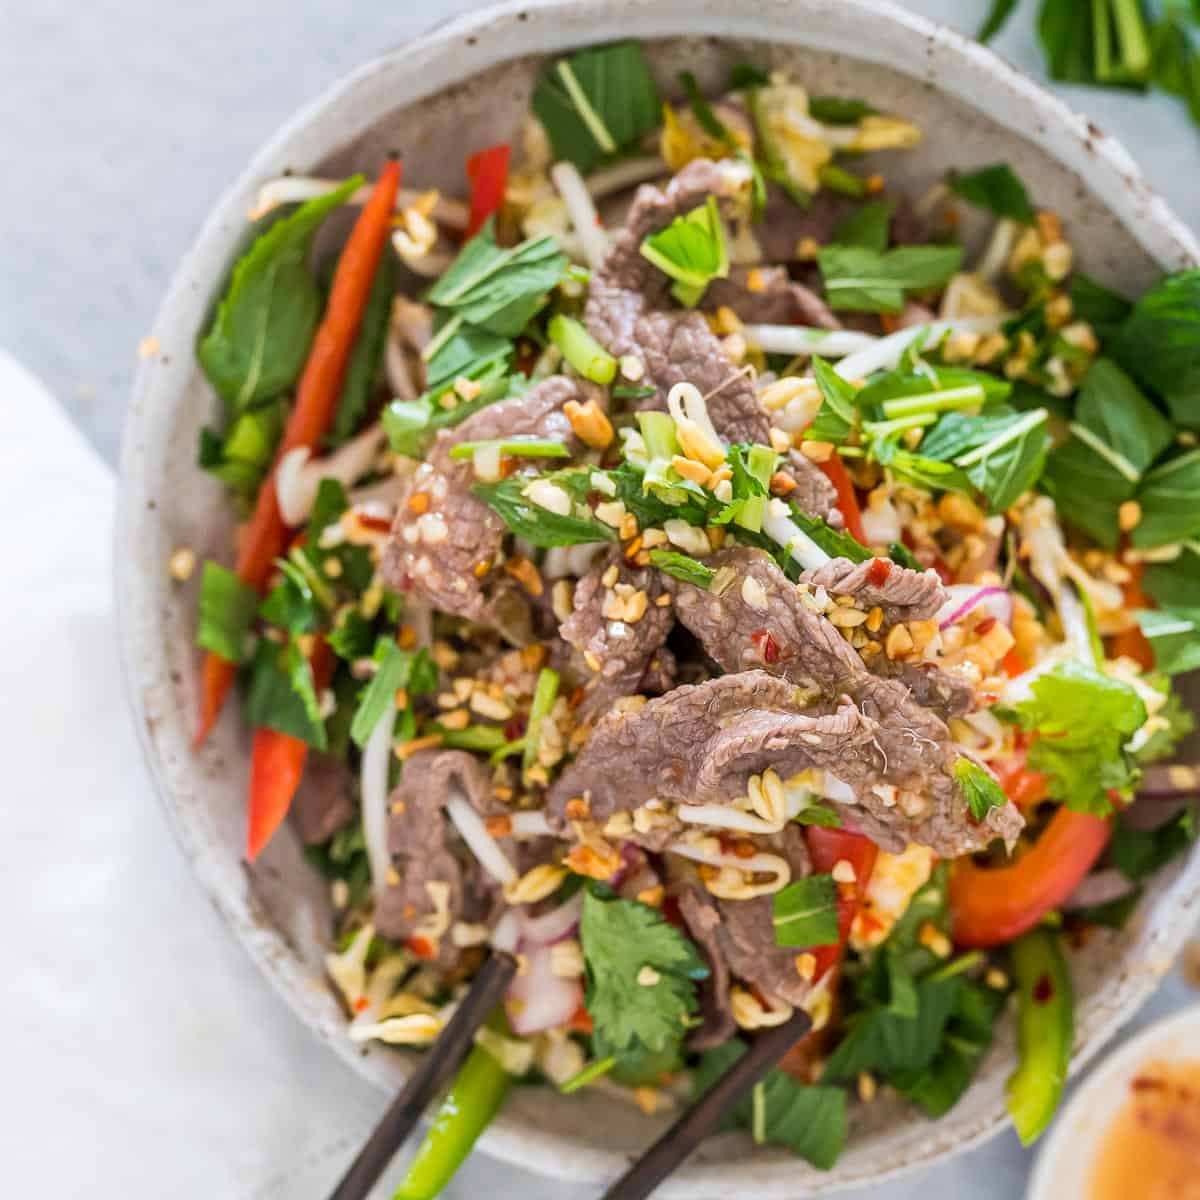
left=0, top=350, right=1193, bottom=1199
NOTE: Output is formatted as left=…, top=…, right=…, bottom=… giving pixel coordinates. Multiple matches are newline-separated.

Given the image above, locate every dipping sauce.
left=1091, top=1059, right=1200, bottom=1199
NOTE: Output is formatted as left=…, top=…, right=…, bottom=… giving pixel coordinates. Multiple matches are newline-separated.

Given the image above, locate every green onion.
left=612, top=384, right=657, bottom=400
left=547, top=314, right=618, bottom=384
left=636, top=410, right=680, bottom=461
left=559, top=1055, right=617, bottom=1094
left=449, top=438, right=571, bottom=460
left=818, top=163, right=868, bottom=197
left=284, top=546, right=334, bottom=610
left=523, top=667, right=560, bottom=776
left=436, top=724, right=509, bottom=753
left=556, top=60, right=617, bottom=153
left=861, top=412, right=939, bottom=441
left=880, top=385, right=987, bottom=420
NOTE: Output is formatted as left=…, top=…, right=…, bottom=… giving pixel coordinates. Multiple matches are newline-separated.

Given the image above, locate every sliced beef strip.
left=785, top=450, right=843, bottom=529
left=754, top=185, right=856, bottom=264
left=292, top=752, right=356, bottom=845
left=560, top=552, right=676, bottom=719
left=548, top=669, right=1019, bottom=858
left=870, top=657, right=977, bottom=717
left=382, top=375, right=600, bottom=626
left=677, top=546, right=973, bottom=719
left=701, top=266, right=838, bottom=328
left=585, top=159, right=842, bottom=523
left=375, top=749, right=507, bottom=968
left=801, top=555, right=947, bottom=623
left=676, top=882, right=737, bottom=1051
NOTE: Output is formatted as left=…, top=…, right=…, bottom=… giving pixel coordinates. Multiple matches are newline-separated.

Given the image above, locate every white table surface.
left=1, top=2, right=1197, bottom=1198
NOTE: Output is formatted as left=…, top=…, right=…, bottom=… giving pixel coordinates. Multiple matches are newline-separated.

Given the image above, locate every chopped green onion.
left=880, top=385, right=987, bottom=420
left=556, top=60, right=617, bottom=153
left=547, top=314, right=618, bottom=384
left=436, top=724, right=510, bottom=753
left=612, top=383, right=657, bottom=400
left=449, top=438, right=571, bottom=460
left=559, top=1055, right=617, bottom=1094
left=637, top=410, right=681, bottom=462
left=523, top=667, right=560, bottom=776
left=861, top=412, right=939, bottom=441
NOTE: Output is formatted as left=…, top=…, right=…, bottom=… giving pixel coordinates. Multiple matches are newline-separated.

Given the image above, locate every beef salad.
left=187, top=40, right=1200, bottom=1189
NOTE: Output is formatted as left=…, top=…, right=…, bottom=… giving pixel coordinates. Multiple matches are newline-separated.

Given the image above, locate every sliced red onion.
left=506, top=944, right=582, bottom=1035
left=936, top=584, right=1013, bottom=630
left=1062, top=868, right=1136, bottom=911
left=519, top=892, right=583, bottom=947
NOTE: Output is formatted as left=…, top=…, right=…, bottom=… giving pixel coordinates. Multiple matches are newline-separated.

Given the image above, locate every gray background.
left=2, top=0, right=1198, bottom=467
left=1, top=2, right=1197, bottom=1197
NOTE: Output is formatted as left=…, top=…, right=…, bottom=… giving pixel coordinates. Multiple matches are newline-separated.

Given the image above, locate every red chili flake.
left=353, top=996, right=371, bottom=1014
left=751, top=629, right=780, bottom=664
left=866, top=558, right=891, bottom=587
left=661, top=895, right=685, bottom=931
left=407, top=935, right=437, bottom=961
left=975, top=617, right=997, bottom=636
left=1033, top=972, right=1054, bottom=1004
left=931, top=556, right=955, bottom=585
left=357, top=513, right=392, bottom=533
left=504, top=714, right=528, bottom=741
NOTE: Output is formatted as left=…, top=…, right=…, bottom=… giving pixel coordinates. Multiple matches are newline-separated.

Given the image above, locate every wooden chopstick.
left=327, top=948, right=517, bottom=1200
left=599, top=1007, right=814, bottom=1200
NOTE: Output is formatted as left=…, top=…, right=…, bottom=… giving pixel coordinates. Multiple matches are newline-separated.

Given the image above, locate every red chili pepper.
left=407, top=935, right=438, bottom=962
left=465, top=143, right=511, bottom=238
left=750, top=629, right=780, bottom=665
left=950, top=807, right=1112, bottom=948
left=1000, top=646, right=1027, bottom=677
left=866, top=558, right=891, bottom=587
left=816, top=453, right=867, bottom=545
left=567, top=1003, right=594, bottom=1035
left=194, top=159, right=403, bottom=748
left=245, top=640, right=334, bottom=862
left=804, top=827, right=879, bottom=980
left=994, top=749, right=1049, bottom=811
left=1108, top=559, right=1155, bottom=671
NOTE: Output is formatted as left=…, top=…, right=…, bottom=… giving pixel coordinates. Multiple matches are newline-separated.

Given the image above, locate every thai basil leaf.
left=772, top=875, right=840, bottom=948
left=808, top=355, right=860, bottom=443
left=1134, top=449, right=1200, bottom=547
left=830, top=200, right=895, bottom=253
left=1134, top=607, right=1200, bottom=675
left=1070, top=274, right=1133, bottom=339
left=244, top=639, right=328, bottom=750
left=1143, top=542, right=1200, bottom=608
left=1077, top=358, right=1174, bottom=477
left=978, top=0, right=1020, bottom=42
left=473, top=476, right=617, bottom=548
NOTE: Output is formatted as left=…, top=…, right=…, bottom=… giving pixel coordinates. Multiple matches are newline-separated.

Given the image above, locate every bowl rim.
left=116, top=0, right=1200, bottom=1194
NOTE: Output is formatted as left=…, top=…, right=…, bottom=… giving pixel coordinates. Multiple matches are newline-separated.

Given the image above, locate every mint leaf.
left=473, top=474, right=617, bottom=548
left=196, top=561, right=259, bottom=664
left=693, top=1042, right=848, bottom=1170
left=954, top=757, right=1008, bottom=821
left=244, top=640, right=328, bottom=749
left=773, top=875, right=840, bottom=947
left=1135, top=606, right=1200, bottom=675
left=817, top=244, right=963, bottom=313
left=648, top=549, right=716, bottom=588
left=831, top=200, right=895, bottom=253
left=1134, top=449, right=1200, bottom=547
left=198, top=176, right=362, bottom=412
left=349, top=639, right=432, bottom=749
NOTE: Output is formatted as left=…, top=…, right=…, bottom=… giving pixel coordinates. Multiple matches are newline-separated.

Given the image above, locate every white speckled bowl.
left=117, top=1, right=1200, bottom=1193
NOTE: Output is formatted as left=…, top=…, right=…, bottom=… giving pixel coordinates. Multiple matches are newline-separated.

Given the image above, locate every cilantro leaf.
left=639, top=195, right=730, bottom=307
left=1006, top=662, right=1147, bottom=815
left=579, top=891, right=707, bottom=1062
left=773, top=875, right=840, bottom=947
left=531, top=42, right=661, bottom=174
left=948, top=163, right=1035, bottom=224
left=693, top=1041, right=848, bottom=1170
left=954, top=758, right=1008, bottom=821
left=198, top=176, right=362, bottom=412
left=817, top=244, right=963, bottom=313
left=196, top=561, right=259, bottom=664
left=473, top=474, right=617, bottom=548
left=648, top=549, right=716, bottom=588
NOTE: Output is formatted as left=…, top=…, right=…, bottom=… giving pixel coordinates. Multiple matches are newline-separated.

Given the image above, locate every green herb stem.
left=559, top=1055, right=617, bottom=1094
left=449, top=438, right=571, bottom=460
left=880, top=385, right=986, bottom=420
left=523, top=668, right=560, bottom=776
